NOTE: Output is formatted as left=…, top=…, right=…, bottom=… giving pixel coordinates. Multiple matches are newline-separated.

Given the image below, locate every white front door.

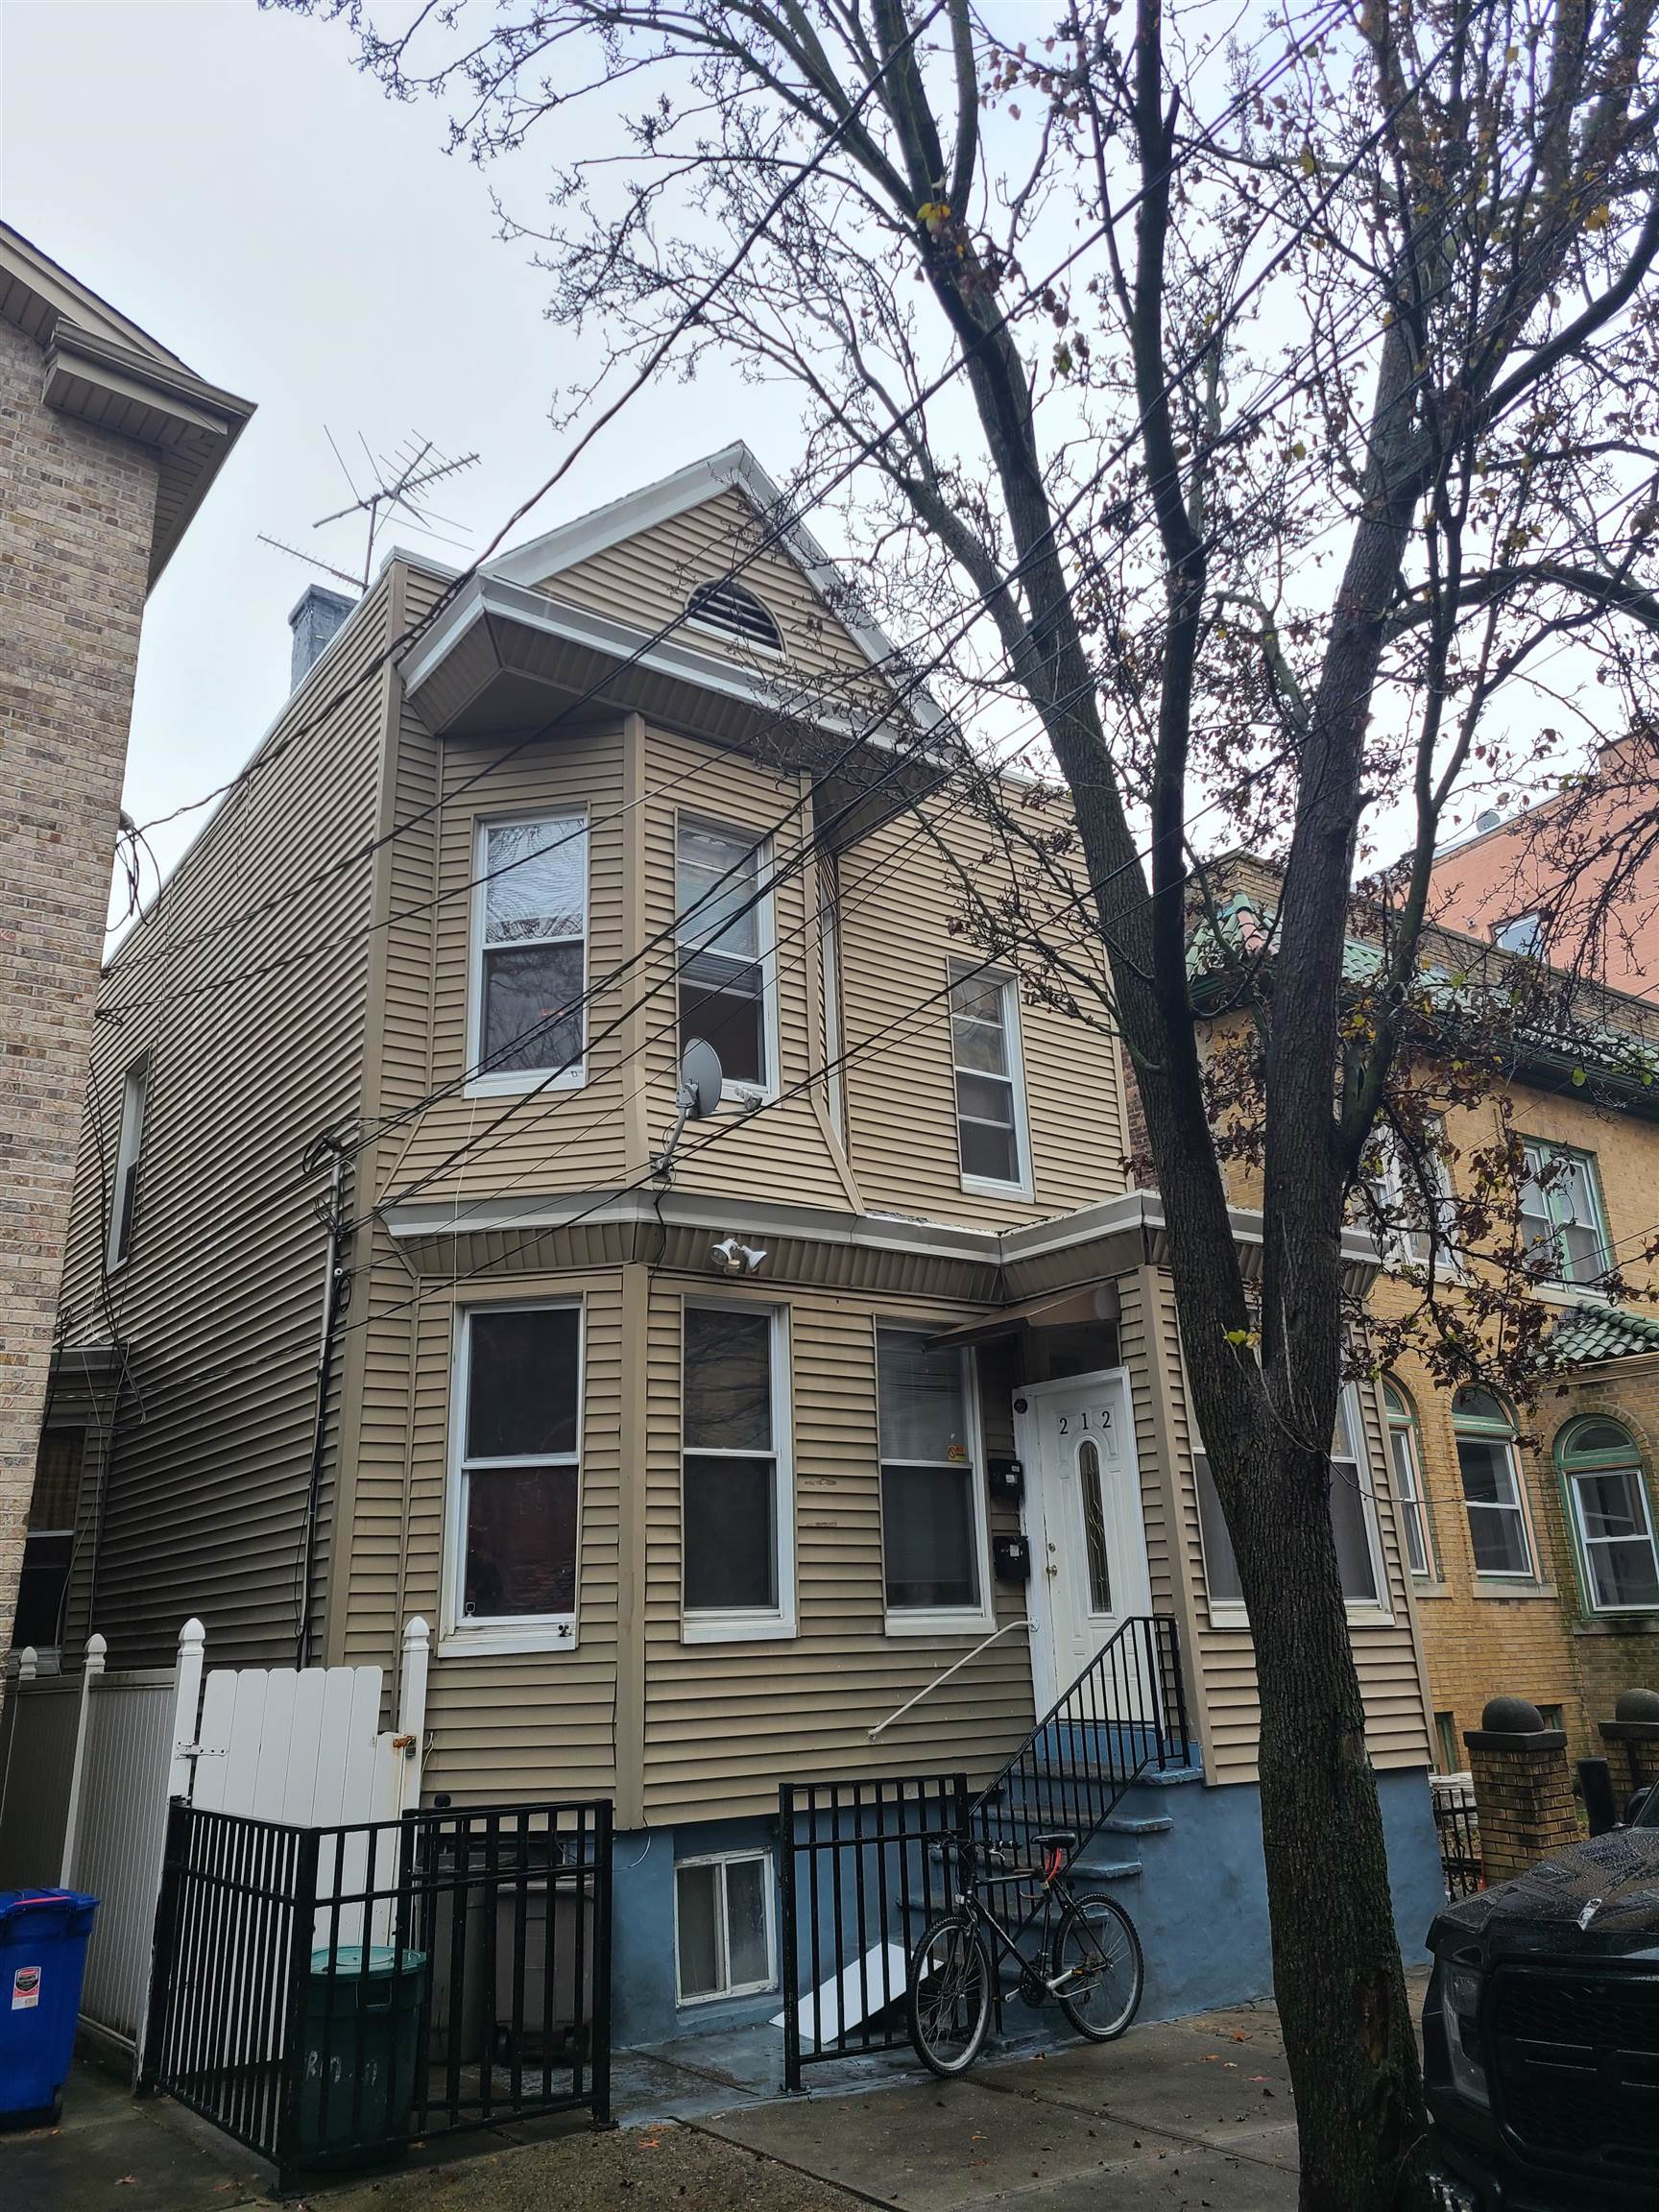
left=1018, top=1370, right=1152, bottom=1716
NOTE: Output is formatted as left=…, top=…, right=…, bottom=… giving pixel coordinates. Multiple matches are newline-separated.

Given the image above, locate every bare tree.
left=276, top=0, right=1659, bottom=2200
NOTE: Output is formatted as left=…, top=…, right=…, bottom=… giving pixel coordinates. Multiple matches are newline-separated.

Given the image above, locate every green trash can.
left=296, top=1945, right=426, bottom=2167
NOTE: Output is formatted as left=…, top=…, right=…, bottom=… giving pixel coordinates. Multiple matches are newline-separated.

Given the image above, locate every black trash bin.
left=296, top=1944, right=426, bottom=2167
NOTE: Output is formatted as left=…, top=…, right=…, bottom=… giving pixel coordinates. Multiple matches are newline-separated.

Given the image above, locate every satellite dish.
left=680, top=1038, right=724, bottom=1120
left=653, top=1039, right=726, bottom=1178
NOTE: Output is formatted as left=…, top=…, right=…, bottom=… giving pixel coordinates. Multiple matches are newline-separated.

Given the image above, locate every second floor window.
left=1518, top=1140, right=1609, bottom=1286
left=449, top=1303, right=582, bottom=1646
left=1453, top=1387, right=1534, bottom=1578
left=877, top=1330, right=985, bottom=1622
left=1361, top=1121, right=1456, bottom=1272
left=682, top=1302, right=792, bottom=1634
left=948, top=965, right=1031, bottom=1194
left=676, top=819, right=771, bottom=1093
left=472, top=815, right=588, bottom=1087
left=108, top=1058, right=147, bottom=1271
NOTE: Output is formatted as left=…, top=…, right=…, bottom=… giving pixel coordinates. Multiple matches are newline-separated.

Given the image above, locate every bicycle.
left=905, top=1827, right=1144, bottom=2078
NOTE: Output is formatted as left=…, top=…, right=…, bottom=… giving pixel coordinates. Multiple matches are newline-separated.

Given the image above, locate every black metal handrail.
left=970, top=1614, right=1191, bottom=1929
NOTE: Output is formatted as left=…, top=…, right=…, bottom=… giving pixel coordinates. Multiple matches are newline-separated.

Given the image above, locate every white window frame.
left=819, top=866, right=847, bottom=1146
left=1453, top=1393, right=1537, bottom=1582
left=1558, top=1424, right=1659, bottom=1616
left=1364, top=1121, right=1459, bottom=1275
left=681, top=1298, right=797, bottom=1644
left=1383, top=1383, right=1435, bottom=1580
left=1518, top=1139, right=1610, bottom=1289
left=1196, top=1384, right=1391, bottom=1628
left=673, top=1849, right=779, bottom=2007
left=441, top=1299, right=584, bottom=1657
left=1493, top=912, right=1546, bottom=959
left=108, top=1058, right=147, bottom=1273
left=947, top=963, right=1034, bottom=1201
left=466, top=809, right=589, bottom=1099
left=876, top=1327, right=995, bottom=1639
left=674, top=813, right=779, bottom=1107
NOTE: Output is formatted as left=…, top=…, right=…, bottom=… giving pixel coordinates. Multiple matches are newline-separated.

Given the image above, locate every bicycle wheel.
left=1049, top=1890, right=1143, bottom=2041
left=907, top=1912, right=993, bottom=2077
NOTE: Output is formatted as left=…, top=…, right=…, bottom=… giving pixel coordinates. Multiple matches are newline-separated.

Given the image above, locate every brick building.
left=0, top=222, right=251, bottom=1667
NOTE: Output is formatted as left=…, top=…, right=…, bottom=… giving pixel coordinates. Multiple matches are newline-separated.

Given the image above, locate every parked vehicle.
left=1424, top=1781, right=1659, bottom=2208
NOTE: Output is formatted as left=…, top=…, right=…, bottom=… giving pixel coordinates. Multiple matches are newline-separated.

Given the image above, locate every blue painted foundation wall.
left=607, top=1769, right=1444, bottom=2050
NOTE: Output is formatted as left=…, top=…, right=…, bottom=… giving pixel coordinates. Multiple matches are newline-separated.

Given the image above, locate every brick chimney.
left=288, top=584, right=355, bottom=689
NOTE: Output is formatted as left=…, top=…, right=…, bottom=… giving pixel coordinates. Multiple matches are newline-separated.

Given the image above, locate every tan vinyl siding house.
left=30, top=443, right=1443, bottom=2046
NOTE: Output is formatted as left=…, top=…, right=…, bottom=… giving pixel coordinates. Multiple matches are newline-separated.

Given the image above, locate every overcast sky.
left=0, top=0, right=807, bottom=905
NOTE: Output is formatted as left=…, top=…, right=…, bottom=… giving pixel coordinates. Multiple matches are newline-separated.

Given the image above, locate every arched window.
left=1382, top=1381, right=1433, bottom=1579
left=1452, top=1389, right=1533, bottom=1579
left=685, top=579, right=783, bottom=654
left=1557, top=1418, right=1659, bottom=1613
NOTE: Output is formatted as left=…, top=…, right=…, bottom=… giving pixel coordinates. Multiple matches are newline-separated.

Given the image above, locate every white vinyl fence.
left=0, top=1617, right=429, bottom=2061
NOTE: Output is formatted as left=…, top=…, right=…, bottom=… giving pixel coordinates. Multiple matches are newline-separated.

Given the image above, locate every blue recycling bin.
left=0, top=1889, right=99, bottom=2126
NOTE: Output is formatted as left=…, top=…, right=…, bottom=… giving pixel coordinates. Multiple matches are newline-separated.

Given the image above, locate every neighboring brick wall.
left=0, top=310, right=157, bottom=1664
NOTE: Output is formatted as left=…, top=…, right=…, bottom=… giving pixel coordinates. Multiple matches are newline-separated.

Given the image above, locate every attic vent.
left=685, top=579, right=783, bottom=654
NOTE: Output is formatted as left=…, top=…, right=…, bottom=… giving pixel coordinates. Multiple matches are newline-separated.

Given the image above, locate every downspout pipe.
left=297, top=1135, right=349, bottom=1669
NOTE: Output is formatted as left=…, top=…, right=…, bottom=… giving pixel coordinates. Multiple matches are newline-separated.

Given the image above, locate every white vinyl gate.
left=0, top=1617, right=429, bottom=2058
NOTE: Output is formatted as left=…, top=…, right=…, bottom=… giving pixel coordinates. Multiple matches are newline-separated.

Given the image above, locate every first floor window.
left=1433, top=1712, right=1459, bottom=1774
left=1195, top=1385, right=1382, bottom=1614
left=1453, top=1388, right=1533, bottom=1578
left=1518, top=1140, right=1609, bottom=1286
left=948, top=965, right=1028, bottom=1190
left=1557, top=1418, right=1659, bottom=1612
left=683, top=1302, right=788, bottom=1625
left=473, top=814, right=588, bottom=1082
left=877, top=1330, right=982, bottom=1615
left=1383, top=1380, right=1434, bottom=1578
left=675, top=1852, right=776, bottom=2003
left=453, top=1305, right=581, bottom=1630
left=676, top=818, right=770, bottom=1090
left=13, top=1428, right=83, bottom=1650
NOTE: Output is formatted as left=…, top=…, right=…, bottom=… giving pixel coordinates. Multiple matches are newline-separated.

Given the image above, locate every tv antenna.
left=259, top=428, right=480, bottom=592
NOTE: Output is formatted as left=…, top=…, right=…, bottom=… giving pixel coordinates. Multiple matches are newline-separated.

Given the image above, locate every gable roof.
left=488, top=442, right=944, bottom=731
left=1548, top=1303, right=1659, bottom=1366
left=0, top=220, right=254, bottom=588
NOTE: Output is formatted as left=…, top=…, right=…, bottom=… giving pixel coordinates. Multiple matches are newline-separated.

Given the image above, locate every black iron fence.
left=778, top=1772, right=969, bottom=2090
left=141, top=1798, right=612, bottom=2184
left=1431, top=1778, right=1483, bottom=1900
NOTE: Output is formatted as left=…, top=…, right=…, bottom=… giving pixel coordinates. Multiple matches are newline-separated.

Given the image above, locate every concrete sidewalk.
left=2, top=2000, right=1302, bottom=2209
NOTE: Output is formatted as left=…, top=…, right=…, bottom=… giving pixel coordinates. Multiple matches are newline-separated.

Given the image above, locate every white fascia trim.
left=995, top=1187, right=1382, bottom=1277
left=478, top=441, right=946, bottom=733
left=382, top=1186, right=1003, bottom=1266
left=403, top=572, right=940, bottom=757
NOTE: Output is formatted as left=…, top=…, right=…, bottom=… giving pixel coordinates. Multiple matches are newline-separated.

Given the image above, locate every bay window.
left=446, top=1303, right=582, bottom=1649
left=877, top=1330, right=987, bottom=1625
left=676, top=819, right=772, bottom=1094
left=682, top=1302, right=793, bottom=1637
left=470, top=814, right=588, bottom=1089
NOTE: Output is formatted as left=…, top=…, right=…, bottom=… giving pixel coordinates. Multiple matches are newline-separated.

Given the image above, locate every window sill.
left=438, top=1623, right=578, bottom=1658
left=883, top=1609, right=996, bottom=1639
left=464, top=1069, right=586, bottom=1101
left=720, top=1083, right=775, bottom=1111
left=1409, top=1579, right=1453, bottom=1599
left=682, top=1614, right=797, bottom=1646
left=1469, top=1579, right=1557, bottom=1601
left=1573, top=1612, right=1659, bottom=1636
left=1528, top=1280, right=1610, bottom=1309
left=1203, top=1601, right=1393, bottom=1631
left=960, top=1173, right=1034, bottom=1204
left=676, top=1976, right=779, bottom=2008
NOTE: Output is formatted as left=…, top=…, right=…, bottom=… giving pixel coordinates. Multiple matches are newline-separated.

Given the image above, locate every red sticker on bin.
left=12, top=1965, right=41, bottom=2010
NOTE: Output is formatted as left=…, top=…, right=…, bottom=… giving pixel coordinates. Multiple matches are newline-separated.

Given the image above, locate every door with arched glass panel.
left=1019, top=1371, right=1152, bottom=1714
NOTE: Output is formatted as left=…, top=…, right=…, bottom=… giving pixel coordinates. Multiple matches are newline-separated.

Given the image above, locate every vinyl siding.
left=51, top=575, right=395, bottom=1668
left=539, top=487, right=874, bottom=687
left=347, top=1270, right=623, bottom=1803
left=836, top=798, right=1128, bottom=1228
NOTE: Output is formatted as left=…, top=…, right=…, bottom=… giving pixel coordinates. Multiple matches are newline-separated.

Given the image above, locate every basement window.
left=675, top=1851, right=776, bottom=2005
